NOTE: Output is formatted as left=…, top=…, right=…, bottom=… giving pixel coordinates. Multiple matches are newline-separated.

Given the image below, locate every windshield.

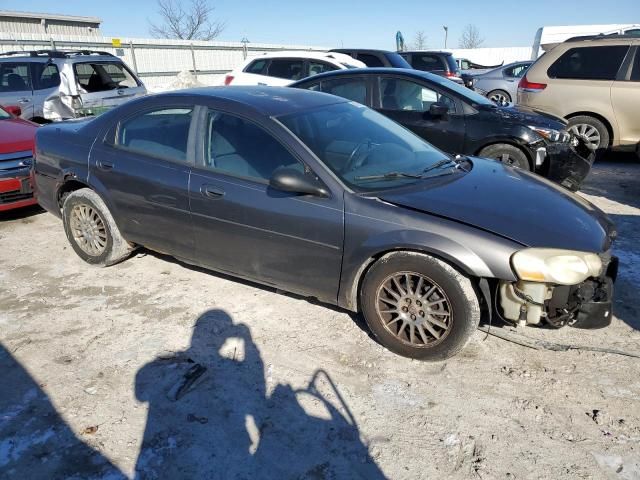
left=0, top=106, right=10, bottom=120
left=439, top=76, right=495, bottom=106
left=279, top=101, right=452, bottom=191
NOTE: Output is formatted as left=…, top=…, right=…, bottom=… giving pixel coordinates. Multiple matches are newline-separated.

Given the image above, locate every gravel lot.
left=1, top=157, right=639, bottom=479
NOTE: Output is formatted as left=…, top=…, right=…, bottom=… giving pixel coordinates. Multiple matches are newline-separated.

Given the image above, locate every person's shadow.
left=134, top=309, right=386, bottom=479
left=0, top=343, right=125, bottom=479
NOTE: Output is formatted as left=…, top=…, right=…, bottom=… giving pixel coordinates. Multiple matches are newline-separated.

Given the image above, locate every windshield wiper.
left=421, top=156, right=469, bottom=176
left=355, top=171, right=423, bottom=181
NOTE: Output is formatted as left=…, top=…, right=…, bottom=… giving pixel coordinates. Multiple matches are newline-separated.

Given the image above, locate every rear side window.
left=548, top=46, right=629, bottom=80
left=0, top=62, right=31, bottom=92
left=320, top=77, right=367, bottom=104
left=504, top=63, right=529, bottom=78
left=267, top=59, right=305, bottom=80
left=357, top=54, right=384, bottom=67
left=412, top=54, right=444, bottom=72
left=631, top=50, right=640, bottom=81
left=245, top=59, right=268, bottom=74
left=119, top=108, right=193, bottom=162
left=75, top=62, right=138, bottom=92
left=34, top=63, right=61, bottom=90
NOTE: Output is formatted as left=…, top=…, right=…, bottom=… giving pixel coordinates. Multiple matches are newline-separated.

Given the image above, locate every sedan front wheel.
left=360, top=252, right=480, bottom=360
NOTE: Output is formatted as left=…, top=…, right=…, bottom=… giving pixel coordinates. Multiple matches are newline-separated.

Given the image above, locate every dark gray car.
left=34, top=87, right=617, bottom=360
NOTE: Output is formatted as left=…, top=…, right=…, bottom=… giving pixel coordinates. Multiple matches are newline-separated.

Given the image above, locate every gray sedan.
left=471, top=61, right=533, bottom=104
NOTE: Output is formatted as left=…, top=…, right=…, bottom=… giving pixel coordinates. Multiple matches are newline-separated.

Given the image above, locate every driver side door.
left=374, top=76, right=466, bottom=154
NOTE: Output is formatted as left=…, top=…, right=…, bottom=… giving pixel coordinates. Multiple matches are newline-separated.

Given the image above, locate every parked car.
left=0, top=50, right=146, bottom=123
left=517, top=36, right=640, bottom=157
left=456, top=58, right=503, bottom=71
left=291, top=68, right=594, bottom=190
left=398, top=51, right=463, bottom=84
left=468, top=61, right=533, bottom=104
left=34, top=87, right=617, bottom=360
left=223, top=51, right=365, bottom=87
left=0, top=104, right=38, bottom=212
left=329, top=49, right=412, bottom=68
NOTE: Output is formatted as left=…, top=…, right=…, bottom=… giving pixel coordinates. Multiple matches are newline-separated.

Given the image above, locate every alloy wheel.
left=568, top=123, right=601, bottom=151
left=69, top=203, right=108, bottom=256
left=489, top=92, right=509, bottom=105
left=375, top=272, right=453, bottom=347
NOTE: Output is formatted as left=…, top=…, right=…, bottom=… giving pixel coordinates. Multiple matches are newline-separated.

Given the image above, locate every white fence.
left=0, top=33, right=327, bottom=89
left=446, top=47, right=535, bottom=66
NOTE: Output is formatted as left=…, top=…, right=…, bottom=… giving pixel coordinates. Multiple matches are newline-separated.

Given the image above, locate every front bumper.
left=544, top=137, right=595, bottom=191
left=0, top=166, right=37, bottom=212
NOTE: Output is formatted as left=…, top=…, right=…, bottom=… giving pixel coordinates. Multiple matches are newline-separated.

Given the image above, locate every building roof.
left=0, top=10, right=102, bottom=24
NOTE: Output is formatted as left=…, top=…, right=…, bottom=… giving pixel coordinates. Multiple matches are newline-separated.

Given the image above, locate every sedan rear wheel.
left=360, top=252, right=480, bottom=360
left=567, top=115, right=610, bottom=159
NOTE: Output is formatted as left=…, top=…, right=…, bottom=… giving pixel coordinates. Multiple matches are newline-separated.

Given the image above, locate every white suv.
left=223, top=51, right=365, bottom=87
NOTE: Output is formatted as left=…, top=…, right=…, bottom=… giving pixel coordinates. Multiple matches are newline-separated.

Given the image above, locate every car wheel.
left=487, top=89, right=511, bottom=105
left=567, top=115, right=610, bottom=159
left=62, top=188, right=134, bottom=266
left=360, top=252, right=480, bottom=360
left=478, top=144, right=530, bottom=170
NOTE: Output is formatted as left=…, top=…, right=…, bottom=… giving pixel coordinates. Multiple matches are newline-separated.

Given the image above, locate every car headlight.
left=527, top=126, right=562, bottom=142
left=511, top=248, right=602, bottom=285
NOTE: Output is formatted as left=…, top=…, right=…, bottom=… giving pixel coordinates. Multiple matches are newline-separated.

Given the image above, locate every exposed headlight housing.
left=527, top=126, right=563, bottom=142
left=511, top=248, right=602, bottom=285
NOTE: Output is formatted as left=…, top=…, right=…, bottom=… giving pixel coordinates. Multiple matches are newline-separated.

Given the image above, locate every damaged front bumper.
left=499, top=255, right=618, bottom=329
left=543, top=137, right=595, bottom=192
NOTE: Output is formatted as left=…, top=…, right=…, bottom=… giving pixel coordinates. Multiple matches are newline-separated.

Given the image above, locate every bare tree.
left=412, top=31, right=428, bottom=50
left=459, top=24, right=484, bottom=49
left=149, top=0, right=225, bottom=41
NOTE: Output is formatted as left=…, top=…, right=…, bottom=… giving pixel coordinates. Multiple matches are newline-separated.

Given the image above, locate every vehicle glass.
left=444, top=55, right=459, bottom=74
left=622, top=28, right=640, bottom=36
left=385, top=52, right=412, bottom=68
left=320, top=77, right=367, bottom=105
left=267, top=59, right=305, bottom=80
left=309, top=61, right=338, bottom=76
left=631, top=50, right=640, bottom=81
left=379, top=78, right=455, bottom=112
left=279, top=102, right=450, bottom=192
left=75, top=62, right=138, bottom=92
left=206, top=109, right=304, bottom=181
left=0, top=106, right=10, bottom=120
left=34, top=63, right=61, bottom=90
left=245, top=59, right=268, bottom=74
left=0, top=63, right=31, bottom=92
left=437, top=77, right=495, bottom=106
left=119, top=108, right=193, bottom=162
left=460, top=59, right=471, bottom=70
left=357, top=54, right=385, bottom=67
left=504, top=63, right=529, bottom=78
left=413, top=54, right=443, bottom=71
left=547, top=46, right=630, bottom=80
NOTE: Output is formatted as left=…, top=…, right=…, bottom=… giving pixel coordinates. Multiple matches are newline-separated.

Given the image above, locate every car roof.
left=246, top=50, right=357, bottom=62
left=290, top=67, right=451, bottom=86
left=330, top=48, right=396, bottom=54
left=401, top=50, right=454, bottom=56
left=0, top=54, right=122, bottom=63
left=153, top=86, right=349, bottom=117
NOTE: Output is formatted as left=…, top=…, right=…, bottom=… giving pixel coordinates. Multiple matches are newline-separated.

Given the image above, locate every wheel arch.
left=565, top=111, right=614, bottom=145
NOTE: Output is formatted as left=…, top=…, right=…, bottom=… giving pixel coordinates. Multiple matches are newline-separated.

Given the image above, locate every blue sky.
left=2, top=0, right=638, bottom=48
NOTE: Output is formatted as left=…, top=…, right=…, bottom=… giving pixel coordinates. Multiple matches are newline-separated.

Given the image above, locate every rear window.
left=357, top=53, right=384, bottom=67
left=75, top=62, right=138, bottom=92
left=412, top=54, right=444, bottom=72
left=547, top=46, right=629, bottom=81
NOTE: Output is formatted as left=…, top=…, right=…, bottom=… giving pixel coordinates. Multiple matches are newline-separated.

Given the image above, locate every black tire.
left=479, top=143, right=530, bottom=170
left=62, top=188, right=134, bottom=266
left=567, top=115, right=610, bottom=160
left=360, top=252, right=480, bottom=361
left=487, top=89, right=511, bottom=105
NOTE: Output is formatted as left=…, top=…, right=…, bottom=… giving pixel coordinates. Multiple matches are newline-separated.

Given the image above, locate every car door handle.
left=97, top=160, right=114, bottom=171
left=201, top=185, right=225, bottom=199
left=18, top=98, right=31, bottom=104
left=258, top=82, right=268, bottom=86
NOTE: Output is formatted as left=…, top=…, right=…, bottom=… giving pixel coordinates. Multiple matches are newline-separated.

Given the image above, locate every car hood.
left=494, top=104, right=567, bottom=130
left=377, top=158, right=615, bottom=253
left=0, top=118, right=37, bottom=154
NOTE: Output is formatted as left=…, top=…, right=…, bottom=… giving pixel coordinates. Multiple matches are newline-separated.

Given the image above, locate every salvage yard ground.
left=1, top=156, right=639, bottom=479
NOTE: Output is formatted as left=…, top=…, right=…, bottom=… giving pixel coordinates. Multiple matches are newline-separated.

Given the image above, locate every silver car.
left=0, top=50, right=146, bottom=122
left=470, top=61, right=532, bottom=105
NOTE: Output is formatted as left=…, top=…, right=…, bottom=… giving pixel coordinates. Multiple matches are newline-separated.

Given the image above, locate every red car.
left=0, top=105, right=38, bottom=212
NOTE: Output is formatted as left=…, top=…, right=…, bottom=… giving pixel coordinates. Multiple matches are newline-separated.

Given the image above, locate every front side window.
left=119, top=108, right=193, bottom=162
left=548, top=46, right=629, bottom=80
left=34, top=63, right=61, bottom=90
left=0, top=63, right=31, bottom=92
left=75, top=62, right=138, bottom=92
left=267, top=59, right=305, bottom=80
left=279, top=102, right=451, bottom=191
left=308, top=61, right=337, bottom=76
left=320, top=77, right=367, bottom=105
left=379, top=78, right=455, bottom=112
left=205, top=110, right=303, bottom=181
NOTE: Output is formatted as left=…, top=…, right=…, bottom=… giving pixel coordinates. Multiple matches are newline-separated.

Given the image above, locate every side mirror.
left=4, top=105, right=21, bottom=117
left=429, top=102, right=449, bottom=117
left=269, top=168, right=329, bottom=197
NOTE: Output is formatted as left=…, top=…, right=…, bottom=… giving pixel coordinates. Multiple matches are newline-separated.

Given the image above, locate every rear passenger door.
left=610, top=45, right=640, bottom=147
left=32, top=63, right=61, bottom=119
left=0, top=62, right=33, bottom=119
left=188, top=108, right=344, bottom=301
left=89, top=105, right=195, bottom=258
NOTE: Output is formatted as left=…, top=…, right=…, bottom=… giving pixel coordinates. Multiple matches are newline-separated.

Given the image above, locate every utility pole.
left=443, top=26, right=448, bottom=48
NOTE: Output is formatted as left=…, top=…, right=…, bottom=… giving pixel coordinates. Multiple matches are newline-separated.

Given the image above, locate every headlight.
left=511, top=248, right=602, bottom=285
left=527, top=126, right=562, bottom=142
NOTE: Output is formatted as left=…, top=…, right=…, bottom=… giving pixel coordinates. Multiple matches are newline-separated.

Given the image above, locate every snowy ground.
left=1, top=156, right=639, bottom=479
